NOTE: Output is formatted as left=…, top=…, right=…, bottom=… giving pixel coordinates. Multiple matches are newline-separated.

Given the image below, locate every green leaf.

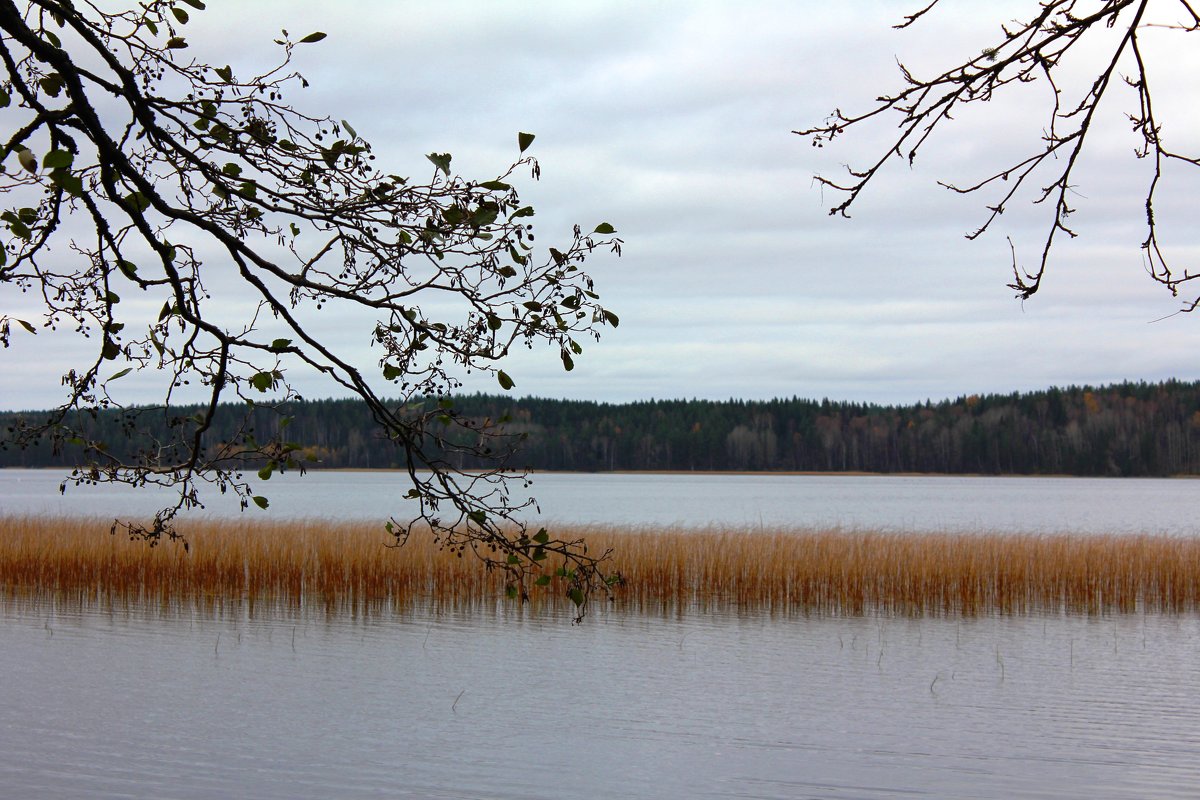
left=517, top=132, right=535, bottom=153
left=165, top=36, right=187, bottom=49
left=340, top=119, right=357, bottom=139
left=101, top=338, right=121, bottom=360
left=593, top=222, right=616, bottom=234
left=486, top=313, right=502, bottom=331
left=117, top=260, right=138, bottom=279
left=252, top=495, right=269, bottom=509
left=0, top=88, right=9, bottom=108
left=171, top=7, right=188, bottom=23
left=158, top=301, right=172, bottom=321
left=532, top=529, right=549, bottom=544
left=497, top=370, right=514, bottom=391
left=42, top=150, right=73, bottom=169
left=470, top=204, right=499, bottom=227
left=180, top=0, right=207, bottom=9
left=561, top=350, right=574, bottom=371
left=38, top=74, right=63, bottom=97
left=221, top=162, right=242, bottom=177
left=16, top=319, right=36, bottom=334
left=298, top=31, right=328, bottom=43
left=382, top=363, right=402, bottom=381
left=496, top=265, right=517, bottom=278
left=16, top=148, right=36, bottom=174
left=51, top=172, right=83, bottom=197
left=269, top=338, right=292, bottom=352
left=426, top=152, right=452, bottom=175
left=258, top=462, right=274, bottom=480
left=505, top=584, right=518, bottom=600
left=568, top=588, right=585, bottom=607
left=124, top=191, right=151, bottom=212
left=107, top=367, right=132, bottom=381
left=479, top=180, right=510, bottom=191
left=250, top=371, right=275, bottom=392
left=602, top=309, right=620, bottom=328
left=534, top=575, right=551, bottom=587
left=506, top=554, right=520, bottom=565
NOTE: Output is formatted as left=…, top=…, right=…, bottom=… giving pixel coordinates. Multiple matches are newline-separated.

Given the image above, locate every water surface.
left=6, top=469, right=1200, bottom=797
left=3, top=604, right=1198, bottom=799
left=4, top=468, right=1200, bottom=534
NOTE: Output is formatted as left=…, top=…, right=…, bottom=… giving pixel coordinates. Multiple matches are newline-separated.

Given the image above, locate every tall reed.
left=2, top=515, right=1199, bottom=616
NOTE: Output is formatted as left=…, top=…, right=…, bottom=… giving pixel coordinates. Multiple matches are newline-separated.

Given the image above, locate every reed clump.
left=2, top=515, right=1199, bottom=616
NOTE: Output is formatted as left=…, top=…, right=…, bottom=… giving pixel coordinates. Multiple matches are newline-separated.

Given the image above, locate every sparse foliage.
left=797, top=1, right=1199, bottom=306
left=0, top=0, right=622, bottom=617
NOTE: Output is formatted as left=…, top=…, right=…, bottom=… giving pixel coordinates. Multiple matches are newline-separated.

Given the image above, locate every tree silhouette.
left=797, top=0, right=1199, bottom=307
left=0, top=0, right=622, bottom=615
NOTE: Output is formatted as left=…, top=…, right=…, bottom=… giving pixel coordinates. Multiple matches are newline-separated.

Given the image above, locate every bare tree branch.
left=796, top=0, right=1198, bottom=308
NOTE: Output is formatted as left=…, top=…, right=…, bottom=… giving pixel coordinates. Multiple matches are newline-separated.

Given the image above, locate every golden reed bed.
left=2, top=516, right=1199, bottom=617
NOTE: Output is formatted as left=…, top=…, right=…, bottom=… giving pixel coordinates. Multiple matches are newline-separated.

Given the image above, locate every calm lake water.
left=4, top=467, right=1200, bottom=534
left=3, top=604, right=1200, bottom=799
left=5, top=469, right=1200, bottom=797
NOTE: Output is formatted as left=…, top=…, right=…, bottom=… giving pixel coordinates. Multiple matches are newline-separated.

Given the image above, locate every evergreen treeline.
left=4, top=379, right=1200, bottom=476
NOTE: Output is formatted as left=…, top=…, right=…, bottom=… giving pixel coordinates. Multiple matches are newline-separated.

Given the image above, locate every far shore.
left=4, top=465, right=1199, bottom=479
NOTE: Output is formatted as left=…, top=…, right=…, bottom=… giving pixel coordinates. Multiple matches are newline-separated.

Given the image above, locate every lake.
left=4, top=469, right=1200, bottom=797
left=4, top=603, right=1199, bottom=799
left=4, top=467, right=1200, bottom=534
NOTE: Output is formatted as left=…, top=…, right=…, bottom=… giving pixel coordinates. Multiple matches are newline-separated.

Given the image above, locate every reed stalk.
left=2, top=515, right=1198, bottom=617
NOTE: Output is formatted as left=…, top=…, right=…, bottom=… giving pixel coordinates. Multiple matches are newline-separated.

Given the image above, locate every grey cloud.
left=3, top=1, right=1198, bottom=413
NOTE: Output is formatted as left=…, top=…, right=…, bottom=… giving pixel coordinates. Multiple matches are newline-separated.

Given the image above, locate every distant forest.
left=5, top=380, right=1200, bottom=476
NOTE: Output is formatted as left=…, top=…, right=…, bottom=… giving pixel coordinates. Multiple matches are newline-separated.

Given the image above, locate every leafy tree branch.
left=0, top=0, right=622, bottom=618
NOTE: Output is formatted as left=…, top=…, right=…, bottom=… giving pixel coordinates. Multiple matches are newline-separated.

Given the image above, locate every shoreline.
left=5, top=465, right=1198, bottom=479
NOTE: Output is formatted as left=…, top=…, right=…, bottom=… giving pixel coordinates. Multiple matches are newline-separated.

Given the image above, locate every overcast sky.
left=4, top=1, right=1200, bottom=410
